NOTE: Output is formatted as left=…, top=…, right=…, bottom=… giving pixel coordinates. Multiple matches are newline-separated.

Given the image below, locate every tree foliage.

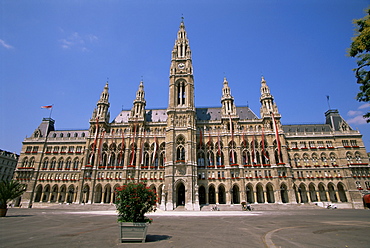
left=0, top=180, right=26, bottom=209
left=349, top=8, right=370, bottom=122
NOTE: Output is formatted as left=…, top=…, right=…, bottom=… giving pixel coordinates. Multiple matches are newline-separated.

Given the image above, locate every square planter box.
left=119, top=222, right=149, bottom=243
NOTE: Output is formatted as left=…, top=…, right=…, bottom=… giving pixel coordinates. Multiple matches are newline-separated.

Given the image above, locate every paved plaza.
left=1, top=205, right=370, bottom=248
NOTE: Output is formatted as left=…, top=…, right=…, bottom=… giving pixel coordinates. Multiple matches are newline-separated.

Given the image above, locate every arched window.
left=22, top=157, right=28, bottom=167
left=50, top=158, right=56, bottom=170
left=42, top=158, right=49, bottom=169
left=228, top=141, right=237, bottom=164
left=177, top=81, right=186, bottom=105
left=330, top=153, right=337, bottom=165
left=57, top=159, right=64, bottom=170
left=129, top=143, right=137, bottom=165
left=312, top=154, right=318, bottom=166
left=176, top=135, right=185, bottom=161
left=207, top=151, right=214, bottom=166
left=321, top=153, right=328, bottom=166
left=158, top=142, right=165, bottom=167
left=355, top=152, right=362, bottom=163
left=303, top=154, right=309, bottom=166
left=65, top=158, right=72, bottom=169
left=73, top=159, right=79, bottom=170
left=197, top=151, right=205, bottom=167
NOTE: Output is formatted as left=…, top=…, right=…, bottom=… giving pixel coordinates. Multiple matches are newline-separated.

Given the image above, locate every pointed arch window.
left=355, top=152, right=362, bottom=163
left=176, top=135, right=186, bottom=162
left=22, top=157, right=28, bottom=167
left=57, top=159, right=64, bottom=170
left=42, top=159, right=49, bottom=170
left=330, top=153, right=337, bottom=165
left=197, top=151, right=205, bottom=167
left=50, top=158, right=56, bottom=170
left=159, top=142, right=165, bottom=167
left=73, top=159, right=79, bottom=170
left=129, top=143, right=137, bottom=166
left=177, top=80, right=186, bottom=105
left=228, top=141, right=237, bottom=164
left=65, top=158, right=72, bottom=170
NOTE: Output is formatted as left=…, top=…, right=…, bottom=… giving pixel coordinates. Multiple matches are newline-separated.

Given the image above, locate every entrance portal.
left=177, top=183, right=185, bottom=206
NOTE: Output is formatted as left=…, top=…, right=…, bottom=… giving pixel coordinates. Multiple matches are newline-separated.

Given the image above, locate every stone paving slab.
left=1, top=207, right=370, bottom=248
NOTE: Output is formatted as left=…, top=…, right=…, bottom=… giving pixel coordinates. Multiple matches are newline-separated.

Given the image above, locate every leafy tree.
left=349, top=8, right=370, bottom=122
left=115, top=182, right=156, bottom=223
left=0, top=180, right=26, bottom=213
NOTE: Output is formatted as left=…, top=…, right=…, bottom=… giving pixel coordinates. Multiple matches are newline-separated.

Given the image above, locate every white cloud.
left=59, top=31, right=98, bottom=51
left=347, top=110, right=362, bottom=117
left=346, top=104, right=369, bottom=125
left=358, top=103, right=370, bottom=109
left=0, top=39, right=14, bottom=49
left=347, top=115, right=367, bottom=125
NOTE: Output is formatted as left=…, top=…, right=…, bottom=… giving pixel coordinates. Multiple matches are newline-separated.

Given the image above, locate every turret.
left=221, top=77, right=236, bottom=117
left=129, top=81, right=146, bottom=122
left=91, top=82, right=110, bottom=123
left=260, top=77, right=279, bottom=118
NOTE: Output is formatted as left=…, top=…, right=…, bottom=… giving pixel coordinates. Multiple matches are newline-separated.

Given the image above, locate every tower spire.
left=260, top=77, right=279, bottom=118
left=91, top=82, right=110, bottom=122
left=221, top=77, right=236, bottom=116
left=168, top=19, right=195, bottom=110
left=130, top=80, right=146, bottom=121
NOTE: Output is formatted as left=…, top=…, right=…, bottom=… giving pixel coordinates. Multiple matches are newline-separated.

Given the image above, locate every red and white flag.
left=41, top=105, right=53, bottom=109
left=152, top=135, right=158, bottom=165
left=98, top=131, right=106, bottom=165
left=130, top=124, right=137, bottom=165
left=217, top=129, right=221, bottom=165
left=261, top=126, right=269, bottom=163
left=229, top=115, right=235, bottom=164
left=118, top=131, right=125, bottom=165
left=271, top=112, right=282, bottom=163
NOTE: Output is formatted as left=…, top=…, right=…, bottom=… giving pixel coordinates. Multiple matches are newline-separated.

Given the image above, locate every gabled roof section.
left=283, top=124, right=332, bottom=133
left=196, top=107, right=258, bottom=121
left=325, top=109, right=353, bottom=131
left=113, top=109, right=168, bottom=124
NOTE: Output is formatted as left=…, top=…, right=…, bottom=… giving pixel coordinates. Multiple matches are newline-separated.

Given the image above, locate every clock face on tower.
left=178, top=63, right=185, bottom=69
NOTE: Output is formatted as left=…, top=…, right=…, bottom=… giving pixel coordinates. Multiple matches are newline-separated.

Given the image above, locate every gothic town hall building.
left=15, top=21, right=370, bottom=210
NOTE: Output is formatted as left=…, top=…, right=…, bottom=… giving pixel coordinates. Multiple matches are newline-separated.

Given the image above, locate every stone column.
left=101, top=191, right=105, bottom=204
left=40, top=192, right=45, bottom=203
left=275, top=189, right=282, bottom=203
left=160, top=192, right=166, bottom=210
left=296, top=191, right=301, bottom=203
left=227, top=191, right=232, bottom=205
left=335, top=191, right=340, bottom=203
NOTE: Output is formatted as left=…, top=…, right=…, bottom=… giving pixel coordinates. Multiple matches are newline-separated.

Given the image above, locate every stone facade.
left=15, top=21, right=370, bottom=209
left=0, top=149, right=19, bottom=182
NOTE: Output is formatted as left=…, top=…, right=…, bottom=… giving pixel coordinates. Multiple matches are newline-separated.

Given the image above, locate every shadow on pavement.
left=2, top=215, right=34, bottom=218
left=145, top=234, right=172, bottom=242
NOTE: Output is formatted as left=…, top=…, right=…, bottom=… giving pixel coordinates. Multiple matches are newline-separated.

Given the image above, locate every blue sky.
left=1, top=0, right=370, bottom=154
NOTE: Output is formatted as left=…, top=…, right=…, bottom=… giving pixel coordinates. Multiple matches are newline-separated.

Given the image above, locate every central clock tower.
left=164, top=20, right=199, bottom=210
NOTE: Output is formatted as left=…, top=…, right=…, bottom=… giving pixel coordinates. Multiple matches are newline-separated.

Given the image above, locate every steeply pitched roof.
left=113, top=106, right=259, bottom=124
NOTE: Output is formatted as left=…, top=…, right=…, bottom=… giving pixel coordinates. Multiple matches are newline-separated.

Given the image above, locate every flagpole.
left=326, top=95, right=331, bottom=110
left=49, top=104, right=54, bottom=119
